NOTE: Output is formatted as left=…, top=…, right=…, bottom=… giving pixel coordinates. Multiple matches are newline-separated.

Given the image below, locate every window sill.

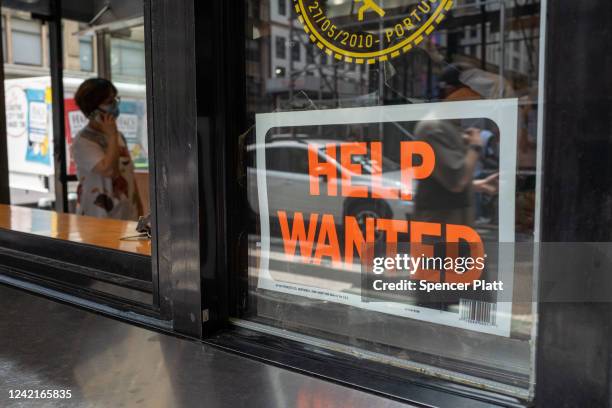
left=205, top=326, right=528, bottom=408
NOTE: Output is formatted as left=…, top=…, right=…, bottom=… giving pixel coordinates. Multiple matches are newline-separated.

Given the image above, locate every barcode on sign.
left=459, top=299, right=497, bottom=326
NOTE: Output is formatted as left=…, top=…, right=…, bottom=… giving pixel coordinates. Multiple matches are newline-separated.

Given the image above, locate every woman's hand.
left=92, top=113, right=121, bottom=177
left=99, top=112, right=119, bottom=138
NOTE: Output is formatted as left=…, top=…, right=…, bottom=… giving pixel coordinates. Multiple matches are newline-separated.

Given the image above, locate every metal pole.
left=49, top=0, right=68, bottom=212
left=480, top=4, right=487, bottom=69
left=288, top=11, right=294, bottom=108
left=96, top=31, right=112, bottom=79
left=0, top=0, right=9, bottom=205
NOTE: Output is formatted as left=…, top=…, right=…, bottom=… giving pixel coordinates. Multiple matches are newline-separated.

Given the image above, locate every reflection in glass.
left=238, top=0, right=541, bottom=398
left=2, top=5, right=151, bottom=253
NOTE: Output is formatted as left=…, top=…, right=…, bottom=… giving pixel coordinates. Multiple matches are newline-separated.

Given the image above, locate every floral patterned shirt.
left=71, top=126, right=140, bottom=220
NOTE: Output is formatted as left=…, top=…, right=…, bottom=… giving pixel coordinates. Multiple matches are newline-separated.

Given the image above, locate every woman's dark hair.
left=74, top=78, right=117, bottom=117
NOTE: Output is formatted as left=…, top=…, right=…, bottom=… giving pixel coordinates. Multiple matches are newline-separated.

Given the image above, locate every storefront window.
left=2, top=7, right=151, bottom=259
left=236, top=0, right=543, bottom=399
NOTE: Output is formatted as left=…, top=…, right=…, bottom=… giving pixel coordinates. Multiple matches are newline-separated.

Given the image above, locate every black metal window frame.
left=0, top=0, right=611, bottom=406
left=189, top=1, right=530, bottom=405
left=188, top=0, right=612, bottom=407
left=0, top=0, right=205, bottom=337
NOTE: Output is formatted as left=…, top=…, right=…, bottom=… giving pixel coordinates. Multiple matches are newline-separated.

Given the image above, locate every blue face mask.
left=98, top=98, right=121, bottom=119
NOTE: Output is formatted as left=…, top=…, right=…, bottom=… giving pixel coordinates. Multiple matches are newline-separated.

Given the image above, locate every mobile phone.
left=89, top=109, right=107, bottom=123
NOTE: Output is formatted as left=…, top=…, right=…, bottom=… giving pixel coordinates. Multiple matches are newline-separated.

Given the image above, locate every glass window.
left=11, top=18, right=42, bottom=66
left=111, top=35, right=146, bottom=83
left=0, top=4, right=153, bottom=307
left=306, top=47, right=314, bottom=64
left=3, top=16, right=151, bottom=244
left=237, top=0, right=543, bottom=399
left=277, top=0, right=287, bottom=16
left=275, top=36, right=286, bottom=59
left=291, top=42, right=300, bottom=62
left=246, top=38, right=259, bottom=62
left=79, top=36, right=93, bottom=72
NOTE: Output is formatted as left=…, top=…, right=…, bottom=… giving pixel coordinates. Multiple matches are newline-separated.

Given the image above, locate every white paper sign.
left=253, top=99, right=519, bottom=337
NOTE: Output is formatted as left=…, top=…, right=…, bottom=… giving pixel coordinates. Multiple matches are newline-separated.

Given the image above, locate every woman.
left=71, top=78, right=142, bottom=220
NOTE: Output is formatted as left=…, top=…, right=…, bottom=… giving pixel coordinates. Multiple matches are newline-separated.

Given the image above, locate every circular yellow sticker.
left=294, top=0, right=453, bottom=64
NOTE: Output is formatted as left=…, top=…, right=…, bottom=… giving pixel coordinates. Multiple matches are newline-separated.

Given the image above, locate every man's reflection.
left=412, top=65, right=500, bottom=309
left=414, top=65, right=499, bottom=226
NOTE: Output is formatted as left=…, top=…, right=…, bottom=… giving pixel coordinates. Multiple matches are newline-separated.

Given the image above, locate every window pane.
left=238, top=0, right=543, bottom=399
left=1, top=5, right=153, bottom=308
left=111, top=30, right=146, bottom=84
left=3, top=12, right=152, bottom=252
left=275, top=36, right=286, bottom=59
left=291, top=42, right=300, bottom=62
left=306, top=47, right=314, bottom=64
left=277, top=0, right=287, bottom=16
left=12, top=29, right=42, bottom=65
left=79, top=37, right=93, bottom=72
left=11, top=18, right=41, bottom=34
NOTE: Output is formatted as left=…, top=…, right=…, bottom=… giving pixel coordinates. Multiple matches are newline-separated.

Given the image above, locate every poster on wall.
left=5, top=84, right=54, bottom=192
left=252, top=100, right=518, bottom=337
left=65, top=98, right=87, bottom=175
left=24, top=88, right=51, bottom=166
left=5, top=86, right=28, bottom=139
left=65, top=98, right=149, bottom=175
left=117, top=100, right=148, bottom=170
